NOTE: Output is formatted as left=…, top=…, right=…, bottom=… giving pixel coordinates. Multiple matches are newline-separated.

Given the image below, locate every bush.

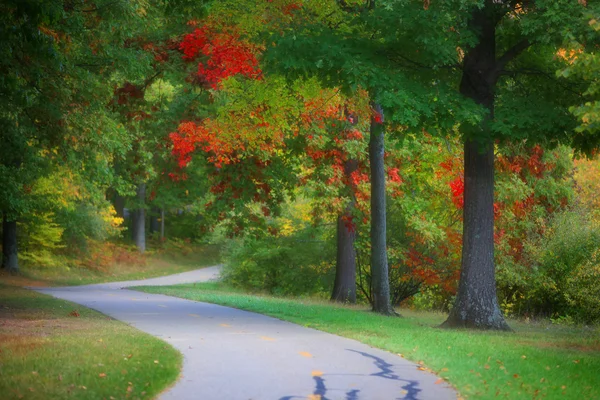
left=565, top=250, right=600, bottom=323
left=18, top=212, right=65, bottom=268
left=222, top=225, right=335, bottom=297
left=57, top=203, right=123, bottom=250
left=518, top=208, right=600, bottom=320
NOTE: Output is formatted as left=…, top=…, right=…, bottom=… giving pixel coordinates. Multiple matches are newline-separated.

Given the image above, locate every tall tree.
left=261, top=0, right=599, bottom=327
left=441, top=0, right=598, bottom=329
left=0, top=0, right=140, bottom=271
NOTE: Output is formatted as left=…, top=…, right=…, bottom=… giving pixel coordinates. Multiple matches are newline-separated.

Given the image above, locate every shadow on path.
left=278, top=349, right=421, bottom=400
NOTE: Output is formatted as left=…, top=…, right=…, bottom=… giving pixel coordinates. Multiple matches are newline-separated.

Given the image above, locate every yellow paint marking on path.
left=260, top=336, right=276, bottom=341
left=307, top=395, right=322, bottom=400
left=311, top=370, right=323, bottom=377
left=129, top=298, right=139, bottom=301
left=219, top=323, right=232, bottom=328
left=188, top=314, right=201, bottom=318
left=157, top=305, right=168, bottom=308
left=299, top=351, right=313, bottom=358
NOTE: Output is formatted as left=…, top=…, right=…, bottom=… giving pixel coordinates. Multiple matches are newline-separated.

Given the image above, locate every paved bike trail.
left=33, top=267, right=456, bottom=400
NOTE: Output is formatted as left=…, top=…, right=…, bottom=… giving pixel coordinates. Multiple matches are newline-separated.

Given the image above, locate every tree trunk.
left=2, top=216, right=19, bottom=273
left=160, top=208, right=165, bottom=241
left=131, top=183, right=146, bottom=253
left=369, top=103, right=395, bottom=315
left=113, top=193, right=126, bottom=220
left=149, top=206, right=160, bottom=234
left=331, top=158, right=359, bottom=303
left=442, top=4, right=510, bottom=330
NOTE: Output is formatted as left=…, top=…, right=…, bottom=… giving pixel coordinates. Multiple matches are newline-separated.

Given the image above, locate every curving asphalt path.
left=33, top=266, right=457, bottom=400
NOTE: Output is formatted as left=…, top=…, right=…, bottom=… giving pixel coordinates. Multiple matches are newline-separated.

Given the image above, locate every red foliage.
left=449, top=176, right=464, bottom=209
left=180, top=25, right=262, bottom=89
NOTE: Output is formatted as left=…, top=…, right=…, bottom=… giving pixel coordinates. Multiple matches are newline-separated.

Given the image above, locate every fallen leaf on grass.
left=513, top=374, right=519, bottom=378
left=69, top=310, right=80, bottom=317
left=484, top=365, right=490, bottom=370
left=99, top=373, right=106, bottom=378
left=153, top=360, right=159, bottom=364
left=58, top=375, right=63, bottom=381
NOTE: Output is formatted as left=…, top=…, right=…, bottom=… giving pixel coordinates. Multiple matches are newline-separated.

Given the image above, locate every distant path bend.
left=34, top=266, right=457, bottom=400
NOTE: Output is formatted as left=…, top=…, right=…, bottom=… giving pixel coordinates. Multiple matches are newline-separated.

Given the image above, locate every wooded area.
left=2, top=0, right=600, bottom=329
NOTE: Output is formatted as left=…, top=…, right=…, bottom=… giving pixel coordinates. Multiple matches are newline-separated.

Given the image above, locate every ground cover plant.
left=137, top=281, right=600, bottom=400
left=0, top=284, right=181, bottom=400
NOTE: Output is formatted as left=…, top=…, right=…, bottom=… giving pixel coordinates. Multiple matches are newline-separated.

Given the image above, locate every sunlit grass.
left=137, top=281, right=600, bottom=400
left=0, top=285, right=181, bottom=400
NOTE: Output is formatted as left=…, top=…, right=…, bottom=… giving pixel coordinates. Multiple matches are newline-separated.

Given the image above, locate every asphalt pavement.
left=33, top=266, right=457, bottom=400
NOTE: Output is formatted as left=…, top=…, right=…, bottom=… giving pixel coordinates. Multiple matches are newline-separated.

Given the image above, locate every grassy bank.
left=137, top=281, right=600, bottom=400
left=0, top=285, right=181, bottom=400
left=1, top=244, right=221, bottom=287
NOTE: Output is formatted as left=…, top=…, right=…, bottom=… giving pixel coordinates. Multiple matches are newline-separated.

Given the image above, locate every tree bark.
left=369, top=103, right=395, bottom=315
left=331, top=161, right=359, bottom=303
left=113, top=193, right=126, bottom=220
left=149, top=206, right=160, bottom=234
left=442, top=3, right=510, bottom=330
left=2, top=216, right=19, bottom=273
left=131, top=183, right=146, bottom=253
left=160, top=208, right=165, bottom=241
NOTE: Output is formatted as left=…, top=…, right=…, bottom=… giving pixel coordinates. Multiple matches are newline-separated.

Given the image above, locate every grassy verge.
left=2, top=244, right=221, bottom=287
left=0, top=285, right=181, bottom=400
left=136, top=281, right=600, bottom=400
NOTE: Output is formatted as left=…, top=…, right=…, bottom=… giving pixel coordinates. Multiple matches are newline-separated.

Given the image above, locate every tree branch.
left=492, top=38, right=532, bottom=79
left=500, top=67, right=584, bottom=98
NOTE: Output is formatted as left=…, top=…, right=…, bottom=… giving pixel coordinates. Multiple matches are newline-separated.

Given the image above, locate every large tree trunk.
left=2, top=216, right=19, bottom=272
left=442, top=3, right=510, bottom=330
left=369, top=104, right=395, bottom=315
left=331, top=160, right=359, bottom=303
left=131, top=183, right=146, bottom=254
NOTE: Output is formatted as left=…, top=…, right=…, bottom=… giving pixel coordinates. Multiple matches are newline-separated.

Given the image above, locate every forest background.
left=2, top=0, right=600, bottom=327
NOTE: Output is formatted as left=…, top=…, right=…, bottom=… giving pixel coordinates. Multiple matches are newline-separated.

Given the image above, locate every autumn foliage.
left=180, top=24, right=261, bottom=89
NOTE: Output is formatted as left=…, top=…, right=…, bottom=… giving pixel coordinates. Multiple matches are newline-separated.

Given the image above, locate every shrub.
left=565, top=250, right=600, bottom=323
left=222, top=225, right=335, bottom=297
left=520, top=208, right=600, bottom=320
left=18, top=212, right=65, bottom=268
left=57, top=203, right=123, bottom=250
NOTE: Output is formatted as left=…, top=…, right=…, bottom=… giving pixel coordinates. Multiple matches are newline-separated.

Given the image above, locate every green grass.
left=11, top=244, right=221, bottom=287
left=0, top=284, right=181, bottom=400
left=136, top=281, right=600, bottom=400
